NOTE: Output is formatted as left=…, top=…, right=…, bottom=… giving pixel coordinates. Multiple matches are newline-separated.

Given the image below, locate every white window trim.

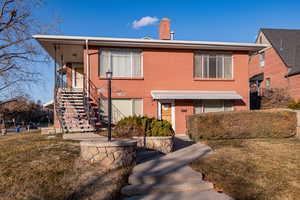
left=259, top=52, right=265, bottom=68
left=265, top=78, right=271, bottom=89
left=99, top=48, right=143, bottom=78
left=194, top=52, right=234, bottom=79
left=157, top=100, right=176, bottom=131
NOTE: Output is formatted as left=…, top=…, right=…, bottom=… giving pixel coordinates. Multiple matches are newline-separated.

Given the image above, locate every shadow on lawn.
left=65, top=167, right=130, bottom=200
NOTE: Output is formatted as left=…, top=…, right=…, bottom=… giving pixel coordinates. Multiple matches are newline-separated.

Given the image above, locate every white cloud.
left=132, top=16, right=159, bottom=29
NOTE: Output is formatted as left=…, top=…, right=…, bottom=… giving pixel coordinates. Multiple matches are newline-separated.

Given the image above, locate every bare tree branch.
left=0, top=0, right=56, bottom=97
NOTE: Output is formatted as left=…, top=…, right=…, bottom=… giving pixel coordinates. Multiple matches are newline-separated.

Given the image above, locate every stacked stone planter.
left=80, top=139, right=137, bottom=169
left=133, top=136, right=174, bottom=154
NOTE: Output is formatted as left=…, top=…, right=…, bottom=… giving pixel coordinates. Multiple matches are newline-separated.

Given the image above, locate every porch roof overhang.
left=151, top=90, right=243, bottom=100
left=33, top=34, right=268, bottom=61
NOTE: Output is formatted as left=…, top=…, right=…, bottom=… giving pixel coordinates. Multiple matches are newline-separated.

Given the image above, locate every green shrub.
left=287, top=100, right=300, bottom=110
left=187, top=110, right=297, bottom=141
left=113, top=116, right=175, bottom=138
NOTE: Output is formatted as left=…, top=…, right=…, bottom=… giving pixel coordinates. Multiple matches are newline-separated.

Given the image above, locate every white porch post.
left=85, top=39, right=89, bottom=97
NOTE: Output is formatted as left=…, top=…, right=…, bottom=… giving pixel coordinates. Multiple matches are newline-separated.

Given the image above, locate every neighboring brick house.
left=34, top=18, right=266, bottom=134
left=249, top=29, right=300, bottom=103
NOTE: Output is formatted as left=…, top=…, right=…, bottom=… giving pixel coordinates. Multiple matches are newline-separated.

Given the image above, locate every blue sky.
left=32, top=0, right=300, bottom=103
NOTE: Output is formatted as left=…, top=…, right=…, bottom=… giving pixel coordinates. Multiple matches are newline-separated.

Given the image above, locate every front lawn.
left=0, top=132, right=130, bottom=200
left=190, top=138, right=300, bottom=200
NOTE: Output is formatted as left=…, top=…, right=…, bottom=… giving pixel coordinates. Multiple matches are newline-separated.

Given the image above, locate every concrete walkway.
left=121, top=137, right=233, bottom=200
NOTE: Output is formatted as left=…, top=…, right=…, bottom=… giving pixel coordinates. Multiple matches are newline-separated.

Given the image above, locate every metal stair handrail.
left=54, top=73, right=67, bottom=134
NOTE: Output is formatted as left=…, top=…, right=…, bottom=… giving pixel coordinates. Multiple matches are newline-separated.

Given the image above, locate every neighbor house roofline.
left=33, top=34, right=269, bottom=52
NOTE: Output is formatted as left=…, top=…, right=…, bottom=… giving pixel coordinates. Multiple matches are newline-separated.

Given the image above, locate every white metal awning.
left=151, top=90, right=243, bottom=100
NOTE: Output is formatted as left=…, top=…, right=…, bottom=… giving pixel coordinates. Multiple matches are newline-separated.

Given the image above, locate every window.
left=265, top=78, right=271, bottom=89
left=99, top=98, right=143, bottom=122
left=194, top=100, right=233, bottom=114
left=99, top=49, right=142, bottom=78
left=194, top=53, right=233, bottom=79
left=259, top=52, right=265, bottom=67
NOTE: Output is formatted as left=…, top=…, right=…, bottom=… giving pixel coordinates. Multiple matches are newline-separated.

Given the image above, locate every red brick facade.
left=249, top=47, right=300, bottom=100
left=82, top=48, right=250, bottom=134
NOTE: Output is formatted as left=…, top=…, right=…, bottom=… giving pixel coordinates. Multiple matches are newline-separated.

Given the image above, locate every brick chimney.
left=159, top=18, right=171, bottom=40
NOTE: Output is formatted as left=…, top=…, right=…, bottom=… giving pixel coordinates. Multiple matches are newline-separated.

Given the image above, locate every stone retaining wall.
left=80, top=139, right=137, bottom=169
left=133, top=136, right=174, bottom=154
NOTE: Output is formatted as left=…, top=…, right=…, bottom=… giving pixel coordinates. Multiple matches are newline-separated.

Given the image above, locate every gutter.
left=33, top=34, right=268, bottom=51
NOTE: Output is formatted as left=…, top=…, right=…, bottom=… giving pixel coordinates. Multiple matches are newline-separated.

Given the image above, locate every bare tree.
left=0, top=0, right=55, bottom=97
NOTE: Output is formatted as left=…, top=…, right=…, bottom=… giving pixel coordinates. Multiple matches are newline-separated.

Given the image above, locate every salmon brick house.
left=249, top=28, right=300, bottom=107
left=34, top=18, right=266, bottom=134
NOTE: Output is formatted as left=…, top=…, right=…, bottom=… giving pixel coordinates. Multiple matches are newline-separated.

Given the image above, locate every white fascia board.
left=33, top=34, right=269, bottom=51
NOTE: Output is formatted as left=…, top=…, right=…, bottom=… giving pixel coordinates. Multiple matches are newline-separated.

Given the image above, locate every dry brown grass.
left=190, top=138, right=300, bottom=200
left=0, top=132, right=130, bottom=200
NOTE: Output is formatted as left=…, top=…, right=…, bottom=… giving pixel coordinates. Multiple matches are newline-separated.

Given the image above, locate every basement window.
left=100, top=98, right=143, bottom=122
left=194, top=100, right=233, bottom=114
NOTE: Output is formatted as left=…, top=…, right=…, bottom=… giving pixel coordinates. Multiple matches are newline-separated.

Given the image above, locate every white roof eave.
left=33, top=34, right=269, bottom=52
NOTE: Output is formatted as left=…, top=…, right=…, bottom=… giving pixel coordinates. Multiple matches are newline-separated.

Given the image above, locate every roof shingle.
left=261, top=28, right=300, bottom=76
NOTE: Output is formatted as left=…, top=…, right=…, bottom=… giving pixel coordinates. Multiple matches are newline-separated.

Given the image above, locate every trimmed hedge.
left=113, top=116, right=175, bottom=138
left=187, top=110, right=297, bottom=141
left=287, top=100, right=300, bottom=110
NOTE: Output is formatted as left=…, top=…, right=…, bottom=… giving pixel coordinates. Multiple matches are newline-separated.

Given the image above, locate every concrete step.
left=63, top=124, right=91, bottom=128
left=58, top=88, right=83, bottom=92
left=132, top=143, right=212, bottom=175
left=59, top=93, right=83, bottom=95
left=121, top=181, right=213, bottom=196
left=60, top=99, right=84, bottom=105
left=59, top=95, right=84, bottom=98
left=62, top=116, right=87, bottom=120
left=129, top=166, right=203, bottom=185
left=59, top=94, right=84, bottom=99
left=60, top=104, right=85, bottom=107
left=136, top=150, right=164, bottom=164
left=61, top=112, right=87, bottom=116
left=63, top=120, right=89, bottom=124
left=59, top=104, right=85, bottom=107
left=62, top=111, right=86, bottom=114
left=123, top=190, right=233, bottom=200
left=64, top=128, right=95, bottom=133
left=59, top=97, right=84, bottom=101
left=61, top=106, right=85, bottom=112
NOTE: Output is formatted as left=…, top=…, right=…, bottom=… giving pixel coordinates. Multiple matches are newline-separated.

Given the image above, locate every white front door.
left=72, top=64, right=84, bottom=88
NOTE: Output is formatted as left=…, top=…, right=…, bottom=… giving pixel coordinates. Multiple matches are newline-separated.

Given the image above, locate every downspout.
left=85, top=39, right=89, bottom=97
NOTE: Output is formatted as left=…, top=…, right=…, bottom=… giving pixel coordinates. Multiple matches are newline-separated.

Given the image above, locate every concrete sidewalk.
left=122, top=140, right=233, bottom=200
